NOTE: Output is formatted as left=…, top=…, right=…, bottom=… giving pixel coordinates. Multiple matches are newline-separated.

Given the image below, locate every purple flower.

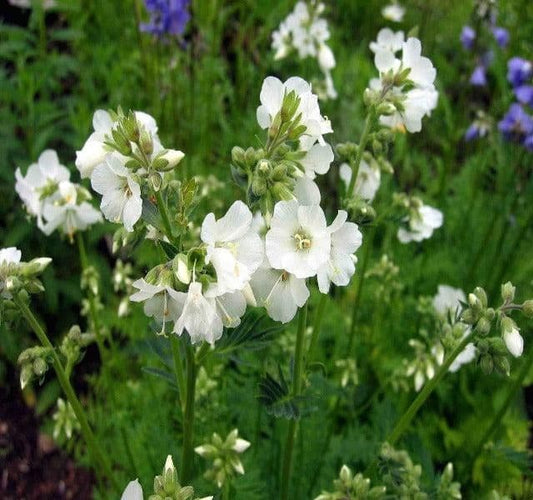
left=460, top=25, right=476, bottom=50
left=141, top=0, right=190, bottom=37
left=470, top=65, right=487, bottom=86
left=498, top=103, right=533, bottom=143
left=491, top=27, right=509, bottom=48
left=524, top=135, right=533, bottom=151
left=465, top=121, right=489, bottom=141
left=507, top=57, right=533, bottom=88
left=515, top=85, right=533, bottom=107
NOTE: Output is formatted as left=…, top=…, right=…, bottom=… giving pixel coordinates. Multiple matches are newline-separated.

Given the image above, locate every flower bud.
left=479, top=354, right=493, bottom=374
left=33, top=357, right=48, bottom=377
left=494, top=356, right=510, bottom=376
left=503, top=325, right=523, bottom=358
left=139, top=129, right=153, bottom=156
left=173, top=254, right=191, bottom=285
left=22, top=257, right=52, bottom=276
left=149, top=172, right=162, bottom=192
left=162, top=455, right=178, bottom=493
left=475, top=317, right=491, bottom=336
left=473, top=287, right=488, bottom=308
left=501, top=281, right=515, bottom=303
left=20, top=364, right=33, bottom=389
left=522, top=299, right=533, bottom=318
left=231, top=146, right=246, bottom=167
left=158, top=149, right=184, bottom=170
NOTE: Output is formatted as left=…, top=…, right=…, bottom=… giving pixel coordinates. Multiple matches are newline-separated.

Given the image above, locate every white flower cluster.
left=339, top=160, right=381, bottom=202
left=271, top=1, right=337, bottom=99
left=129, top=76, right=362, bottom=345
left=381, top=2, right=405, bottom=23
left=76, top=110, right=184, bottom=232
left=369, top=28, right=438, bottom=133
left=15, top=150, right=102, bottom=239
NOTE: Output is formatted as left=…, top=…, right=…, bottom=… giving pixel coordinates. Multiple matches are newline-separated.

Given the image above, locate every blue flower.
left=491, top=27, right=509, bottom=48
left=141, top=0, right=190, bottom=37
left=514, top=85, right=533, bottom=107
left=460, top=25, right=476, bottom=50
left=507, top=57, right=533, bottom=88
left=465, top=121, right=489, bottom=141
left=498, top=103, right=533, bottom=146
left=470, top=65, right=487, bottom=86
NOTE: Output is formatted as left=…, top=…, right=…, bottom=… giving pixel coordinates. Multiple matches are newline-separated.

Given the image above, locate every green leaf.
left=258, top=366, right=301, bottom=419
left=141, top=367, right=178, bottom=390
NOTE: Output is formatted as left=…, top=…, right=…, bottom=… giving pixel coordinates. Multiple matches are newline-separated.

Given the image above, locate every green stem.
left=280, top=303, right=308, bottom=500
left=346, top=225, right=376, bottom=355
left=387, top=332, right=474, bottom=446
left=469, top=338, right=533, bottom=464
left=307, top=293, right=328, bottom=362
left=14, top=295, right=120, bottom=493
left=76, top=233, right=106, bottom=359
left=346, top=108, right=376, bottom=196
left=154, top=189, right=181, bottom=248
left=180, top=343, right=197, bottom=484
left=170, top=336, right=186, bottom=408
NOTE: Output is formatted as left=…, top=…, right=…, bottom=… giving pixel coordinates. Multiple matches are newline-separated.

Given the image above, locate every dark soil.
left=0, top=384, right=93, bottom=500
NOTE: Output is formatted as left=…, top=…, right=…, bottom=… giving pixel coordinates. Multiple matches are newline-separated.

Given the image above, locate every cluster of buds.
left=195, top=429, right=250, bottom=488
left=52, top=398, right=80, bottom=440
left=335, top=358, right=359, bottom=388
left=0, top=248, right=51, bottom=324
left=378, top=443, right=426, bottom=498
left=121, top=455, right=213, bottom=500
left=436, top=463, right=462, bottom=500
left=59, top=325, right=95, bottom=376
left=365, top=254, right=403, bottom=302
left=18, top=346, right=52, bottom=390
left=314, top=465, right=386, bottom=500
left=150, top=456, right=212, bottom=500
left=460, top=283, right=533, bottom=375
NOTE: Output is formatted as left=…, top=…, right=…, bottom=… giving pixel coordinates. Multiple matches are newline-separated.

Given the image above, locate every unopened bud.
left=501, top=281, right=515, bottom=303
left=139, top=129, right=153, bottom=156
left=33, top=357, right=48, bottom=377
left=22, top=257, right=52, bottom=276
left=159, top=149, right=184, bottom=170
left=522, top=300, right=533, bottom=318
left=475, top=317, right=491, bottom=336
left=479, top=354, right=493, bottom=374
left=173, top=254, right=191, bottom=285
left=474, top=287, right=488, bottom=308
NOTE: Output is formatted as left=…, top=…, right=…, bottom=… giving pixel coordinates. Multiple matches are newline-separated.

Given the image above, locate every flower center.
left=293, top=230, right=312, bottom=251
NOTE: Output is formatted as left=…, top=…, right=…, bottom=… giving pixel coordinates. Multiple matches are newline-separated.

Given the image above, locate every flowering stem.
left=468, top=338, right=533, bottom=466
left=346, top=107, right=376, bottom=196
left=387, top=331, right=474, bottom=446
left=76, top=233, right=107, bottom=360
left=308, top=293, right=328, bottom=361
left=170, top=335, right=186, bottom=407
left=154, top=189, right=181, bottom=248
left=181, top=342, right=197, bottom=484
left=280, top=303, right=308, bottom=500
left=13, top=294, right=120, bottom=493
left=346, top=225, right=376, bottom=355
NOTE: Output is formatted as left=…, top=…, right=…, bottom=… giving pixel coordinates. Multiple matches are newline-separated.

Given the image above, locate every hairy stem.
left=14, top=295, right=120, bottom=493
left=280, top=303, right=308, bottom=500
left=346, top=108, right=376, bottom=196
left=76, top=233, right=106, bottom=359
left=180, top=342, right=197, bottom=484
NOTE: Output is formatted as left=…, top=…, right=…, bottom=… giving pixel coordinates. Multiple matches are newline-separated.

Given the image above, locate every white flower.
left=121, top=479, right=143, bottom=500
left=158, top=149, right=185, bottom=169
left=397, top=204, right=443, bottom=243
left=250, top=262, right=309, bottom=323
left=91, top=154, right=143, bottom=232
left=504, top=327, right=524, bottom=358
left=317, top=211, right=363, bottom=294
left=265, top=200, right=330, bottom=279
left=382, top=3, right=406, bottom=23
left=130, top=279, right=184, bottom=329
left=0, top=247, right=21, bottom=266
left=173, top=282, right=223, bottom=345
left=201, top=200, right=263, bottom=296
left=299, top=143, right=334, bottom=179
left=256, top=76, right=332, bottom=146
left=15, top=150, right=70, bottom=220
left=449, top=335, right=476, bottom=372
left=318, top=43, right=335, bottom=72
left=432, top=285, right=465, bottom=317
left=294, top=176, right=321, bottom=205
left=40, top=181, right=102, bottom=237
left=8, top=0, right=55, bottom=8
left=369, top=28, right=405, bottom=54
left=75, top=109, right=162, bottom=179
left=339, top=161, right=381, bottom=201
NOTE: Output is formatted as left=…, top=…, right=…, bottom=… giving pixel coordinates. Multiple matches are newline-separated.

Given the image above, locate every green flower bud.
left=231, top=146, right=246, bottom=167
left=501, top=281, right=515, bottom=303
left=139, top=129, right=153, bottom=156
left=522, top=300, right=533, bottom=318
left=475, top=317, right=491, bottom=336
left=149, top=172, right=163, bottom=192
left=474, top=287, right=488, bottom=308
left=479, top=354, right=493, bottom=374
left=20, top=364, right=33, bottom=390
left=33, top=357, right=48, bottom=377
left=21, top=258, right=52, bottom=276
left=494, top=356, right=510, bottom=376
